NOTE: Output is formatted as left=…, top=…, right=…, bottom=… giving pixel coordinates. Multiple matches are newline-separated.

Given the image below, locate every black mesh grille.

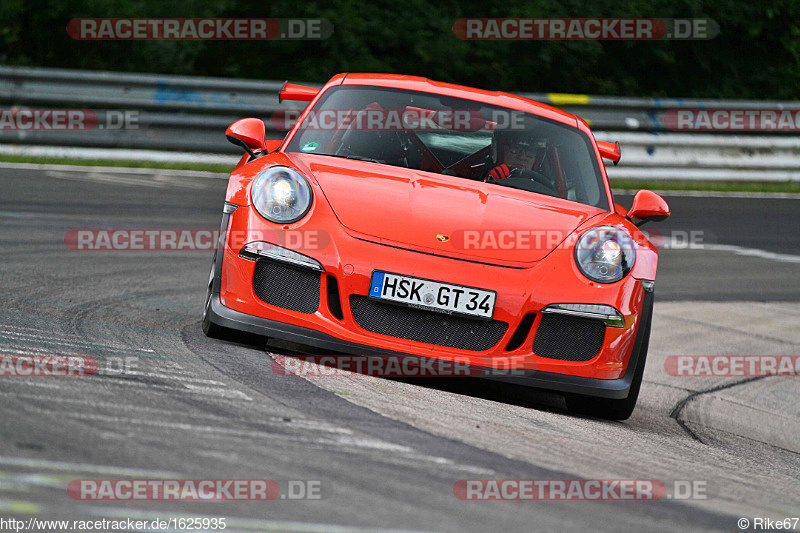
left=350, top=295, right=507, bottom=351
left=532, top=314, right=606, bottom=361
left=253, top=259, right=320, bottom=314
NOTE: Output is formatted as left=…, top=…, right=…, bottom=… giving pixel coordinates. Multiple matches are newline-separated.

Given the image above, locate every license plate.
left=369, top=271, right=496, bottom=320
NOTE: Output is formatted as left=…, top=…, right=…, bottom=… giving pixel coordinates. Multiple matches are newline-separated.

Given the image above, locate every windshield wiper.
left=487, top=179, right=523, bottom=190
left=487, top=177, right=561, bottom=198
left=312, top=153, right=385, bottom=164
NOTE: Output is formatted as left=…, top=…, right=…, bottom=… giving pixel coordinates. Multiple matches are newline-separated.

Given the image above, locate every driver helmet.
left=491, top=128, right=536, bottom=165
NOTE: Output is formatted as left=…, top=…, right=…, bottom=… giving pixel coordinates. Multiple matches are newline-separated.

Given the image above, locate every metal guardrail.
left=1, top=65, right=798, bottom=180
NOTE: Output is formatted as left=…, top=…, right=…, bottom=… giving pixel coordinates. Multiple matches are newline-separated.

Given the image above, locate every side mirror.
left=628, top=190, right=670, bottom=227
left=226, top=118, right=267, bottom=157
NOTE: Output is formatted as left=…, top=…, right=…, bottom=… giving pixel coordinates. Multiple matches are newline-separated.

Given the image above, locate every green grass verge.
left=2, top=155, right=798, bottom=193
left=611, top=179, right=800, bottom=193
left=0, top=154, right=234, bottom=173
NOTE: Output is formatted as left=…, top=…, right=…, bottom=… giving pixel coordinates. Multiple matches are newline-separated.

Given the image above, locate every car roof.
left=337, top=73, right=580, bottom=128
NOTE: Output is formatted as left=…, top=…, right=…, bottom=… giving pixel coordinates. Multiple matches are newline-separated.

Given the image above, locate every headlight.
left=251, top=166, right=313, bottom=223
left=575, top=226, right=635, bottom=283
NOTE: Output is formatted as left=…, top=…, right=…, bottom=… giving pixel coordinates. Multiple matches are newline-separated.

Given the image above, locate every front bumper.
left=207, top=290, right=654, bottom=399
left=209, top=202, right=652, bottom=396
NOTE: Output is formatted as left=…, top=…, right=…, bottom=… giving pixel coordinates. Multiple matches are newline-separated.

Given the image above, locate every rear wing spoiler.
left=596, top=140, right=621, bottom=166
left=279, top=82, right=320, bottom=103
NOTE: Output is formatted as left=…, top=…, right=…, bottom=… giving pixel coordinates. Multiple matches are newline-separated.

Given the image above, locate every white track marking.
left=0, top=346, right=79, bottom=356
left=0, top=456, right=180, bottom=478
left=0, top=329, right=156, bottom=353
left=613, top=189, right=800, bottom=199
left=1, top=325, right=157, bottom=349
left=0, top=351, right=213, bottom=384
left=33, top=410, right=449, bottom=457
left=0, top=391, right=264, bottom=421
left=3, top=397, right=488, bottom=472
left=151, top=174, right=215, bottom=189
left=0, top=161, right=229, bottom=178
left=45, top=170, right=166, bottom=188
left=44, top=169, right=214, bottom=189
left=374, top=452, right=495, bottom=476
left=0, top=381, right=69, bottom=389
left=94, top=370, right=226, bottom=386
left=23, top=409, right=354, bottom=438
left=47, top=413, right=391, bottom=447
left=1, top=377, right=251, bottom=400
left=705, top=243, right=800, bottom=263
left=182, top=384, right=252, bottom=399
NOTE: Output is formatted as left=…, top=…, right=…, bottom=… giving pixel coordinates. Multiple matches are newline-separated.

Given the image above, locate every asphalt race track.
left=1, top=165, right=798, bottom=532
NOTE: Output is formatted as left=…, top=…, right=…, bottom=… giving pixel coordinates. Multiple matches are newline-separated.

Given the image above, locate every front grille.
left=532, top=314, right=606, bottom=361
left=350, top=295, right=507, bottom=351
left=253, top=259, right=320, bottom=314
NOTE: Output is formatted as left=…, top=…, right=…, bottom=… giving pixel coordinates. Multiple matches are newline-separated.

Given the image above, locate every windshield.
left=285, top=85, right=608, bottom=209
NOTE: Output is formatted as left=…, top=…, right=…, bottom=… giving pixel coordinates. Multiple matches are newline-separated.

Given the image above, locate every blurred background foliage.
left=1, top=0, right=798, bottom=99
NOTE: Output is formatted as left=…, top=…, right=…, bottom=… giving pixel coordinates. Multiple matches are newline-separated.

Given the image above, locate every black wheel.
left=565, top=294, right=653, bottom=421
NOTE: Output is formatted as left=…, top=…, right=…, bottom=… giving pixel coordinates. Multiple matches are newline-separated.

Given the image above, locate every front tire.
left=201, top=251, right=269, bottom=346
left=565, top=294, right=653, bottom=421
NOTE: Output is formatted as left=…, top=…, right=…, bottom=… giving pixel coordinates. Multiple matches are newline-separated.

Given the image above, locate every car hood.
left=293, top=154, right=601, bottom=264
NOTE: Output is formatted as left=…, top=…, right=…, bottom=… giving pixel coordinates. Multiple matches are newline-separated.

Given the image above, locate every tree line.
left=1, top=0, right=798, bottom=100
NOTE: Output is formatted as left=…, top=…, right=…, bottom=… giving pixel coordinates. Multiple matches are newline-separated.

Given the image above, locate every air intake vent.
left=532, top=314, right=605, bottom=361
left=327, top=275, right=344, bottom=320
left=505, top=313, right=536, bottom=351
left=252, top=259, right=320, bottom=314
left=350, top=295, right=507, bottom=351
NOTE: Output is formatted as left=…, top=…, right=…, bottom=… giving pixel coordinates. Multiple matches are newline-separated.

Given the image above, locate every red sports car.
left=202, top=74, right=670, bottom=420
